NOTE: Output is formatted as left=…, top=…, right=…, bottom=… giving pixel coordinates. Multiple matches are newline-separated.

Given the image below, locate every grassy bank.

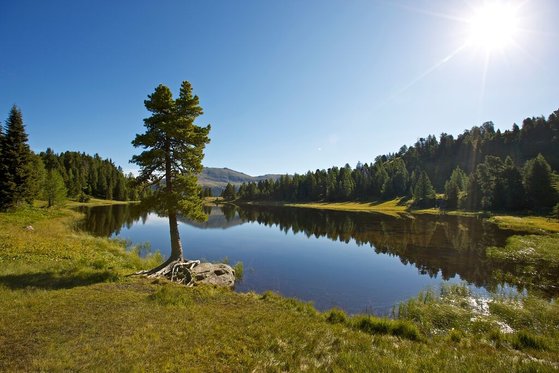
left=488, top=215, right=559, bottom=233
left=286, top=198, right=409, bottom=217
left=0, top=206, right=558, bottom=371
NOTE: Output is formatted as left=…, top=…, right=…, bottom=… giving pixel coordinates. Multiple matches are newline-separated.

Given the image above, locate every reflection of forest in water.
left=76, top=204, right=150, bottom=237
left=77, top=204, right=558, bottom=297
left=237, top=205, right=511, bottom=291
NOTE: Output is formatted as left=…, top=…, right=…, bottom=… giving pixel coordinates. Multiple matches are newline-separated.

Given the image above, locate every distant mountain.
left=198, top=167, right=282, bottom=194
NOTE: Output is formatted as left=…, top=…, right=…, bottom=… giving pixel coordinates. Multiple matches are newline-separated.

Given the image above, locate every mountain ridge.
left=198, top=167, right=283, bottom=194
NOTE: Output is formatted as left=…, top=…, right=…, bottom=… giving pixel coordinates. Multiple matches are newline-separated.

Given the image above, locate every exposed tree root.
left=134, top=259, right=200, bottom=285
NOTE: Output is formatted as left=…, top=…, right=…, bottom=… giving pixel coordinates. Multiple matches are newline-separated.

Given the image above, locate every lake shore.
left=0, top=203, right=557, bottom=371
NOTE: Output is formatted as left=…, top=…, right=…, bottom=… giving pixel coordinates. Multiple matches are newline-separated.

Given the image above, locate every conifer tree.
left=131, top=81, right=210, bottom=277
left=523, top=154, right=558, bottom=209
left=0, top=106, right=33, bottom=210
left=221, top=183, right=236, bottom=200
left=444, top=166, right=467, bottom=209
left=502, top=157, right=525, bottom=210
left=0, top=121, right=5, bottom=207
left=43, top=170, right=67, bottom=207
left=27, top=153, right=46, bottom=201
left=413, top=171, right=435, bottom=208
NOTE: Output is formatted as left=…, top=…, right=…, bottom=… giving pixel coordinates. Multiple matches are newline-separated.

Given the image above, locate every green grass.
left=1, top=205, right=558, bottom=371
left=488, top=215, right=559, bottom=233
left=487, top=234, right=559, bottom=265
left=487, top=234, right=559, bottom=294
left=287, top=198, right=409, bottom=217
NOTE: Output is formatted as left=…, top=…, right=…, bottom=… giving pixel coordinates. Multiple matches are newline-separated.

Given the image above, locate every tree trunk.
left=135, top=139, right=186, bottom=276
left=164, top=138, right=183, bottom=260
left=168, top=211, right=183, bottom=261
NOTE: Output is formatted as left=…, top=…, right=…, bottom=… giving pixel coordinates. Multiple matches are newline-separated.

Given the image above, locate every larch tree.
left=131, top=81, right=210, bottom=277
left=413, top=171, right=436, bottom=208
left=43, top=169, right=67, bottom=207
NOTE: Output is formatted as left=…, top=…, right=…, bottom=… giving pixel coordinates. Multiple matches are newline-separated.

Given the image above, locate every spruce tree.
left=0, top=121, right=5, bottom=208
left=0, top=106, right=33, bottom=210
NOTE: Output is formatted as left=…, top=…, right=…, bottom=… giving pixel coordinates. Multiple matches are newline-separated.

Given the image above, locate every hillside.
left=198, top=167, right=282, bottom=194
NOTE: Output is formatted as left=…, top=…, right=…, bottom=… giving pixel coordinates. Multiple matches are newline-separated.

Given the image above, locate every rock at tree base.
left=190, top=262, right=235, bottom=288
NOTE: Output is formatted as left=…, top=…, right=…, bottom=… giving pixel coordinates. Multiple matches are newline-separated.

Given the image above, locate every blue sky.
left=1, top=0, right=558, bottom=176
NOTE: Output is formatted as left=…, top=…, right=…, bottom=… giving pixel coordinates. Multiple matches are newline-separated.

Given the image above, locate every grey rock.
left=190, top=262, right=235, bottom=288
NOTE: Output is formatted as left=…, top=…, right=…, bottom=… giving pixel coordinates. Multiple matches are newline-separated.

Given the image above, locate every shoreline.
left=0, top=202, right=557, bottom=370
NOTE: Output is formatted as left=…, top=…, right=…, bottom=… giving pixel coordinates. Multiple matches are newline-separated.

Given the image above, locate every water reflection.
left=76, top=204, right=558, bottom=308
left=237, top=205, right=504, bottom=289
left=76, top=204, right=149, bottom=237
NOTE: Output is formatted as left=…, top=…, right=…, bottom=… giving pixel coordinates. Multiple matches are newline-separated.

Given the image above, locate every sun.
left=467, top=1, right=520, bottom=52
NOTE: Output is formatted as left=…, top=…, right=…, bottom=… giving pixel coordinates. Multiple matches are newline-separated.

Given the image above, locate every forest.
left=2, top=104, right=559, bottom=214
left=0, top=106, right=144, bottom=210
left=233, top=108, right=559, bottom=212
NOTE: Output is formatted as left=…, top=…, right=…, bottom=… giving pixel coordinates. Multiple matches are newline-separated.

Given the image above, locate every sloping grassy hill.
left=0, top=205, right=557, bottom=371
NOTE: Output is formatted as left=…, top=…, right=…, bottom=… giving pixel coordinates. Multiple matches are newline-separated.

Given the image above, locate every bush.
left=78, top=192, right=91, bottom=203
left=448, top=329, right=464, bottom=343
left=325, top=308, right=347, bottom=324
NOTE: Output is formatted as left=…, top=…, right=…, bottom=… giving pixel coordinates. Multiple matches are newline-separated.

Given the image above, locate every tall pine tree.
left=131, top=81, right=210, bottom=277
left=0, top=120, right=5, bottom=207
left=0, top=106, right=33, bottom=210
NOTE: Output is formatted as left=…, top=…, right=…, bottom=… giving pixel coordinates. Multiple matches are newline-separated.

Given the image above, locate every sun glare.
left=467, top=2, right=520, bottom=52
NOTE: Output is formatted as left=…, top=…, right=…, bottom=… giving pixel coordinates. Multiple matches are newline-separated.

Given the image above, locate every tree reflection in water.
left=77, top=204, right=558, bottom=298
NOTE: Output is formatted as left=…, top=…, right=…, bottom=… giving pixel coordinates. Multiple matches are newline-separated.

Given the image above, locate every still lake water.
left=78, top=204, right=519, bottom=314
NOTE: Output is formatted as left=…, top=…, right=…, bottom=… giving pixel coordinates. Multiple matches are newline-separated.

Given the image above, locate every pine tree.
left=131, top=81, right=210, bottom=276
left=0, top=120, right=5, bottom=206
left=221, top=183, right=236, bottom=200
left=0, top=106, right=33, bottom=210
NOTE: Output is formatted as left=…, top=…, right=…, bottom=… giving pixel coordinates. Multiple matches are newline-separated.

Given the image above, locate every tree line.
left=233, top=108, right=559, bottom=212
left=0, top=105, right=145, bottom=210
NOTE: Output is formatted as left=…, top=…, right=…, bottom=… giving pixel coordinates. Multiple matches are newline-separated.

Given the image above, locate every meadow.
left=0, top=203, right=557, bottom=371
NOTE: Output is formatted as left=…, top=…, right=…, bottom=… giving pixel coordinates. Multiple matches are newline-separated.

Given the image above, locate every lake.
left=77, top=203, right=523, bottom=314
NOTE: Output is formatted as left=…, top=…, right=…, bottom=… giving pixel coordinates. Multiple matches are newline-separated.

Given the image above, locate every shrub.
left=354, top=316, right=421, bottom=341
left=150, top=285, right=192, bottom=307
left=325, top=308, right=347, bottom=324
left=78, top=192, right=91, bottom=203
left=233, top=261, right=244, bottom=280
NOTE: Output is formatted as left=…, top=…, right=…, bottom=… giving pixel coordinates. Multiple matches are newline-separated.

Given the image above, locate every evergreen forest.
left=0, top=106, right=144, bottom=210
left=235, top=108, right=559, bottom=212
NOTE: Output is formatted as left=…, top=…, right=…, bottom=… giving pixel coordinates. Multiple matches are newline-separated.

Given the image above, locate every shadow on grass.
left=0, top=269, right=119, bottom=290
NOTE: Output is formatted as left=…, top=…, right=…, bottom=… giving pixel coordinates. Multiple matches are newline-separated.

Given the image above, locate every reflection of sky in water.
left=110, top=211, right=473, bottom=315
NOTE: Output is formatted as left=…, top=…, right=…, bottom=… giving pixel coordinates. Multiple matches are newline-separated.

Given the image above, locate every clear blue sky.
left=1, top=0, right=558, bottom=176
